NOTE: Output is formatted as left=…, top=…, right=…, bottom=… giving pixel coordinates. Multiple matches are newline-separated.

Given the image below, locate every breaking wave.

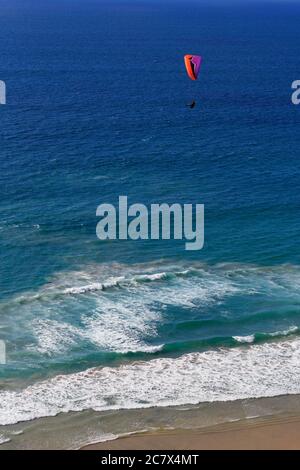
left=1, top=337, right=300, bottom=426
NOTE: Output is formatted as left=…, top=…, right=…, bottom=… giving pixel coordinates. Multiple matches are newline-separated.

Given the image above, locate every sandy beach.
left=82, top=415, right=300, bottom=450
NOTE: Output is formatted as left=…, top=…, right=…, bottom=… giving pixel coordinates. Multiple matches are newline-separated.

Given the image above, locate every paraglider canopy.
left=184, top=55, right=202, bottom=81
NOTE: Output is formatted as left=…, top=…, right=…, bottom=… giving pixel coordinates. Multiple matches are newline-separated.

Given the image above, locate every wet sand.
left=82, top=415, right=300, bottom=450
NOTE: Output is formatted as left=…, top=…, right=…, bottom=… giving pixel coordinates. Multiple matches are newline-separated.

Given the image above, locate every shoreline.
left=81, top=414, right=300, bottom=450
left=2, top=393, right=300, bottom=449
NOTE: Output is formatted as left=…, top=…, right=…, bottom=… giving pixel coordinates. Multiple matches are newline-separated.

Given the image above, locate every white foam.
left=1, top=338, right=300, bottom=426
left=233, top=326, right=299, bottom=345
left=74, top=430, right=148, bottom=450
left=136, top=272, right=170, bottom=282
left=28, top=319, right=82, bottom=356
left=0, top=434, right=10, bottom=445
left=81, top=295, right=163, bottom=353
left=4, top=261, right=300, bottom=363
left=64, top=283, right=105, bottom=295
left=269, top=326, right=298, bottom=337
left=233, top=335, right=255, bottom=344
left=17, top=263, right=238, bottom=356
left=63, top=277, right=125, bottom=295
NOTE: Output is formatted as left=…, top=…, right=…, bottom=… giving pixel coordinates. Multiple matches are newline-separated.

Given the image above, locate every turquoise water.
left=0, top=0, right=300, bottom=440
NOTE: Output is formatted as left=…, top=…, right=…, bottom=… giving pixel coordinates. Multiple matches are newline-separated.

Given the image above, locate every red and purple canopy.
left=184, top=55, right=202, bottom=81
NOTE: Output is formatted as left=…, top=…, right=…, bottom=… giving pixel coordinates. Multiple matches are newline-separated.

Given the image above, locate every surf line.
left=96, top=196, right=204, bottom=251
left=0, top=81, right=6, bottom=105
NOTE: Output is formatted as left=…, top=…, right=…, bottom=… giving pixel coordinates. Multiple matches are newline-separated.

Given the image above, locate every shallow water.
left=2, top=394, right=300, bottom=450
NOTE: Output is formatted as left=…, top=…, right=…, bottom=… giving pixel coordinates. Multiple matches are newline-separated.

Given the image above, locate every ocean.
left=0, top=0, right=300, bottom=449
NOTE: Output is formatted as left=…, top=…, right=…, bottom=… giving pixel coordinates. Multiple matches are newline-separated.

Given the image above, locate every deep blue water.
left=0, top=0, right=300, bottom=429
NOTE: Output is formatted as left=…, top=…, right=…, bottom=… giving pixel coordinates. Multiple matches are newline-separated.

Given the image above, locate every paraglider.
left=184, top=54, right=202, bottom=108
left=186, top=100, right=196, bottom=109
